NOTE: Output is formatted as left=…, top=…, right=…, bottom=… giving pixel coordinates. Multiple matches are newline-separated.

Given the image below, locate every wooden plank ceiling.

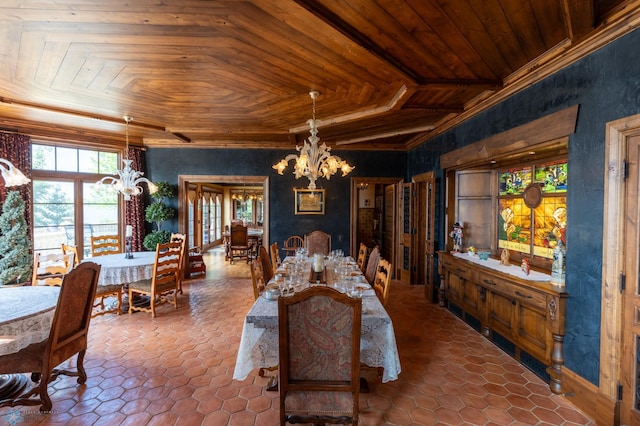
left=0, top=0, right=637, bottom=151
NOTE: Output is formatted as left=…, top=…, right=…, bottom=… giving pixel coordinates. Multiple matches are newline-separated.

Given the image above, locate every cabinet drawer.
left=479, top=275, right=546, bottom=308
left=440, top=256, right=474, bottom=281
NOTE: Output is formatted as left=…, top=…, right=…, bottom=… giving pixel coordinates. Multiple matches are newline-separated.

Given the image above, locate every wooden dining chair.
left=304, top=230, right=331, bottom=256
left=90, top=234, right=121, bottom=257
left=229, top=224, right=251, bottom=264
left=61, top=244, right=80, bottom=266
left=31, top=252, right=75, bottom=286
left=364, top=245, right=380, bottom=285
left=356, top=242, right=368, bottom=273
left=282, top=235, right=304, bottom=257
left=170, top=232, right=187, bottom=294
left=128, top=241, right=182, bottom=318
left=0, top=262, right=101, bottom=412
left=278, top=286, right=362, bottom=426
left=249, top=258, right=266, bottom=300
left=269, top=241, right=281, bottom=272
left=373, top=258, right=393, bottom=307
left=258, top=245, right=274, bottom=284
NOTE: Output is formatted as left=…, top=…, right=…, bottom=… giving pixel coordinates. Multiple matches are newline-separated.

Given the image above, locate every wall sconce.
left=0, top=158, right=31, bottom=187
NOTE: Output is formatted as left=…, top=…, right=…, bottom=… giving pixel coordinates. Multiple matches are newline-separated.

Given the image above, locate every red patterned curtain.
left=125, top=146, right=147, bottom=251
left=0, top=133, right=32, bottom=230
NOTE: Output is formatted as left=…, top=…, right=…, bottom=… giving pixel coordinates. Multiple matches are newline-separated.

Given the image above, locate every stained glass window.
left=498, top=160, right=567, bottom=260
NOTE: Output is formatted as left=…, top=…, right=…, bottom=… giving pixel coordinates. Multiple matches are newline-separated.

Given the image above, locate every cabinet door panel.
left=446, top=272, right=463, bottom=303
left=517, top=302, right=549, bottom=362
left=489, top=292, right=514, bottom=336
left=462, top=282, right=482, bottom=317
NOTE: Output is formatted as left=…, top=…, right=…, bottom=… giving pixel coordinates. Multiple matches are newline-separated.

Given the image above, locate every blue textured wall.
left=408, top=28, right=640, bottom=385
left=145, top=147, right=406, bottom=258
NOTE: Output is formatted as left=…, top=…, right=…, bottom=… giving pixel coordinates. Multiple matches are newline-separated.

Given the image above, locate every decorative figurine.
left=450, top=222, right=463, bottom=252
left=500, top=248, right=510, bottom=266
left=521, top=258, right=530, bottom=275
left=550, top=240, right=566, bottom=287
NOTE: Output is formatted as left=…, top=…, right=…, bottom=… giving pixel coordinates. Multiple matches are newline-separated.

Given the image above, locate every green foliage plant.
left=0, top=191, right=33, bottom=285
left=143, top=181, right=175, bottom=251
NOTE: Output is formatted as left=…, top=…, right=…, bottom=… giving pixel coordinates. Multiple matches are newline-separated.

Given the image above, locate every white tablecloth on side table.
left=0, top=286, right=60, bottom=356
left=84, top=251, right=156, bottom=286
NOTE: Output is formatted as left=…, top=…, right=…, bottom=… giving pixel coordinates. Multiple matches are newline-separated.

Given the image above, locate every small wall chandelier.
left=0, top=158, right=30, bottom=187
left=95, top=115, right=157, bottom=200
left=272, top=91, right=354, bottom=190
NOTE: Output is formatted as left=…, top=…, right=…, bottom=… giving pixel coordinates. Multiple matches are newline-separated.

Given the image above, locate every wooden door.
left=621, top=134, right=640, bottom=425
left=398, top=183, right=414, bottom=284
left=414, top=172, right=436, bottom=301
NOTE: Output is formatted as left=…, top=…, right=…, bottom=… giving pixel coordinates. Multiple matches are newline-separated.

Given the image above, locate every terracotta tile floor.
left=0, top=249, right=594, bottom=425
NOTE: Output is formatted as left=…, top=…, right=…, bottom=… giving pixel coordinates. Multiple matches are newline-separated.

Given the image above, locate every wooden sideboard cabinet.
left=437, top=251, right=568, bottom=394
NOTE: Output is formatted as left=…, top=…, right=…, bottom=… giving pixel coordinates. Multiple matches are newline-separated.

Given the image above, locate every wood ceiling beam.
left=414, top=79, right=503, bottom=91
left=291, top=0, right=422, bottom=82
left=0, top=96, right=166, bottom=132
left=402, top=104, right=465, bottom=113
left=561, top=0, right=595, bottom=41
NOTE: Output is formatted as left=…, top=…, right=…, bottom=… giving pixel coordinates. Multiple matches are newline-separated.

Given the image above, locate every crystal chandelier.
left=95, top=115, right=157, bottom=200
left=272, top=91, right=354, bottom=190
left=0, top=158, right=30, bottom=187
left=231, top=183, right=263, bottom=202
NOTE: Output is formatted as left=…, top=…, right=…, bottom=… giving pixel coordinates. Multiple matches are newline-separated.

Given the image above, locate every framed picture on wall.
left=294, top=189, right=325, bottom=215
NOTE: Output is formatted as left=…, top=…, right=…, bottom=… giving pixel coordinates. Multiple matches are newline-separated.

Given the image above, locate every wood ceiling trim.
left=407, top=5, right=640, bottom=150
left=289, top=85, right=408, bottom=133
left=439, top=104, right=579, bottom=170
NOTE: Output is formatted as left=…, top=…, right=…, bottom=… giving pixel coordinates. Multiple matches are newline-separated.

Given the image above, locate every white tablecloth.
left=84, top=251, right=156, bottom=285
left=0, top=286, right=60, bottom=356
left=233, top=256, right=401, bottom=383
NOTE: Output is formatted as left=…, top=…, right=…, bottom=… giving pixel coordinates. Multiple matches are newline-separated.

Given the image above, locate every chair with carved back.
left=258, top=245, right=274, bottom=284
left=250, top=258, right=267, bottom=300
left=269, top=242, right=281, bottom=272
left=31, top=252, right=75, bottom=286
left=128, top=241, right=182, bottom=318
left=61, top=244, right=80, bottom=267
left=278, top=286, right=361, bottom=426
left=0, top=262, right=101, bottom=412
left=304, top=230, right=331, bottom=256
left=62, top=243, right=121, bottom=317
left=364, top=245, right=380, bottom=285
left=356, top=243, right=368, bottom=273
left=373, top=258, right=393, bottom=307
left=229, top=224, right=251, bottom=264
left=282, top=235, right=304, bottom=257
left=170, top=233, right=187, bottom=294
left=90, top=234, right=121, bottom=257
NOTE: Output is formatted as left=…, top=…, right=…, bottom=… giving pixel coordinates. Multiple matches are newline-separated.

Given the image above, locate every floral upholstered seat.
left=278, top=286, right=361, bottom=425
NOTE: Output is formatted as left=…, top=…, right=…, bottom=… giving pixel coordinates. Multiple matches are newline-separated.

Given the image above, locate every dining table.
left=0, top=285, right=61, bottom=399
left=233, top=256, right=401, bottom=384
left=83, top=251, right=157, bottom=312
left=85, top=251, right=157, bottom=286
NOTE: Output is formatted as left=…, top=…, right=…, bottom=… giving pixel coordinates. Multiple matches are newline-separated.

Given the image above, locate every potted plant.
left=143, top=181, right=175, bottom=251
left=0, top=190, right=33, bottom=285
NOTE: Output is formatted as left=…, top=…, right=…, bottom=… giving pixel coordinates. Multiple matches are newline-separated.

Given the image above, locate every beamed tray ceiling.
left=1, top=0, right=639, bottom=151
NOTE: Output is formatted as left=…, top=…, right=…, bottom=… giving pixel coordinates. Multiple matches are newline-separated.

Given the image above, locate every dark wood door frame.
left=177, top=175, right=269, bottom=251
left=349, top=177, right=402, bottom=260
